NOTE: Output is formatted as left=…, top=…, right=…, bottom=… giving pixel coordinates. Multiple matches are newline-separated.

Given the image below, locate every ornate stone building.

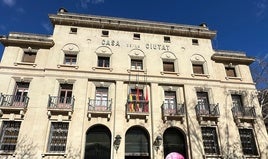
left=0, top=8, right=267, bottom=159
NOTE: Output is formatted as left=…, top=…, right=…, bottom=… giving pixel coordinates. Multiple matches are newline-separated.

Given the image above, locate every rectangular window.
left=225, top=67, right=236, bottom=77
left=133, top=33, right=140, bottom=40
left=0, top=121, right=21, bottom=152
left=64, top=54, right=77, bottom=65
left=193, top=64, right=204, bottom=74
left=102, top=30, right=109, bottom=37
left=130, top=88, right=144, bottom=101
left=14, top=82, right=29, bottom=105
left=197, top=92, right=209, bottom=111
left=22, top=52, right=36, bottom=63
left=231, top=94, right=243, bottom=108
left=192, top=39, right=199, bottom=45
left=201, top=127, right=220, bottom=155
left=95, top=87, right=108, bottom=107
left=239, top=129, right=258, bottom=155
left=131, top=59, right=143, bottom=70
left=164, top=91, right=176, bottom=110
left=98, top=56, right=110, bottom=67
left=163, top=62, right=175, bottom=72
left=59, top=84, right=73, bottom=105
left=48, top=122, right=69, bottom=152
left=164, top=36, right=171, bottom=43
left=70, top=27, right=77, bottom=34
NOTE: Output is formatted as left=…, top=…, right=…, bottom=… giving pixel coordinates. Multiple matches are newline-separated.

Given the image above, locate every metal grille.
left=239, top=129, right=258, bottom=155
left=201, top=127, right=220, bottom=155
left=48, top=122, right=69, bottom=152
left=0, top=121, right=21, bottom=152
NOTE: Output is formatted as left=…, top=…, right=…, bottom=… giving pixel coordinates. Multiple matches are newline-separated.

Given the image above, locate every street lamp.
left=153, top=135, right=163, bottom=151
left=114, top=135, right=122, bottom=152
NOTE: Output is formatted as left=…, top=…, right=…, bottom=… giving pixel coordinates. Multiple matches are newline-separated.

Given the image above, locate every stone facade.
left=0, top=9, right=267, bottom=159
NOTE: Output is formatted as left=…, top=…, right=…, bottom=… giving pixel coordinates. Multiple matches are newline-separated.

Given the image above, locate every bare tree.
left=251, top=55, right=268, bottom=89
left=251, top=55, right=268, bottom=132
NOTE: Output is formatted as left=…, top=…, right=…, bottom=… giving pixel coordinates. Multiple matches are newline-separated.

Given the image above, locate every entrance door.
left=163, top=127, right=187, bottom=159
left=125, top=126, right=150, bottom=159
left=84, top=125, right=111, bottom=159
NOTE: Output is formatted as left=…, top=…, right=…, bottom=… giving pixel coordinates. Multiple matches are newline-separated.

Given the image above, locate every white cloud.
left=255, top=0, right=267, bottom=17
left=92, top=0, right=104, bottom=4
left=79, top=0, right=104, bottom=9
left=2, top=0, right=16, bottom=7
left=41, top=22, right=52, bottom=33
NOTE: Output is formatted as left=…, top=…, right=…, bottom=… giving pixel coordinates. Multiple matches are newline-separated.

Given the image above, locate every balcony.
left=87, top=98, right=112, bottom=120
left=47, top=95, right=74, bottom=118
left=126, top=100, right=149, bottom=122
left=0, top=93, right=29, bottom=117
left=232, top=106, right=256, bottom=124
left=195, top=103, right=220, bottom=124
left=162, top=103, right=185, bottom=123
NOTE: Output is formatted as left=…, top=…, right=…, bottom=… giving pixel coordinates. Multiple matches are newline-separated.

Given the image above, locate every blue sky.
left=0, top=0, right=268, bottom=60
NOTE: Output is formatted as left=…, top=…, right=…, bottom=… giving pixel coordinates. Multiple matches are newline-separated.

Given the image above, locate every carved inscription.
left=101, top=39, right=170, bottom=51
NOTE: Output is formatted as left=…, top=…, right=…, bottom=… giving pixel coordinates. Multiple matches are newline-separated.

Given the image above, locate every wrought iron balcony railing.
left=0, top=93, right=29, bottom=108
left=48, top=95, right=74, bottom=110
left=126, top=100, right=149, bottom=113
left=162, top=103, right=185, bottom=116
left=195, top=103, right=220, bottom=117
left=88, top=98, right=112, bottom=112
left=232, top=105, right=256, bottom=119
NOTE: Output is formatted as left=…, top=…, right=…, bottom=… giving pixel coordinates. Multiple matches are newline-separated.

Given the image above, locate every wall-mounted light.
left=114, top=135, right=122, bottom=152
left=153, top=135, right=163, bottom=151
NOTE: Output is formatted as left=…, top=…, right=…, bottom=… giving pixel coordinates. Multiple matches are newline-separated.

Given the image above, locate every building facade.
left=0, top=9, right=267, bottom=159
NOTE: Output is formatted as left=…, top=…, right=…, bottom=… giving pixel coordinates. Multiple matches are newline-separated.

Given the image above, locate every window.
left=133, top=33, right=140, bottom=40
left=239, top=129, right=258, bottom=155
left=192, top=64, right=204, bottom=74
left=130, top=88, right=144, bottom=101
left=48, top=122, right=69, bottom=152
left=0, top=121, right=21, bottom=152
left=64, top=54, right=77, bottom=65
left=164, top=91, right=176, bottom=110
left=225, top=67, right=236, bottom=77
left=98, top=56, right=110, bottom=67
left=22, top=52, right=36, bottom=63
left=14, top=82, right=29, bottom=105
left=95, top=87, right=108, bottom=107
left=201, top=127, right=220, bottom=155
left=164, top=36, right=171, bottom=43
left=59, top=84, right=73, bottom=105
left=192, top=39, right=199, bottom=45
left=231, top=94, right=243, bottom=108
left=163, top=61, right=175, bottom=72
left=197, top=92, right=209, bottom=111
left=131, top=59, right=143, bottom=70
left=70, top=27, right=77, bottom=34
left=102, top=30, right=109, bottom=37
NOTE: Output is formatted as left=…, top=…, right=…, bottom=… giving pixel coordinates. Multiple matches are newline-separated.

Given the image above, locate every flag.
left=144, top=86, right=149, bottom=112
left=128, top=88, right=134, bottom=112
left=136, top=87, right=140, bottom=111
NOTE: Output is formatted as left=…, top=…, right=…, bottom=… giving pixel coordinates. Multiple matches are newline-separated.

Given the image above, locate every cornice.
left=0, top=32, right=54, bottom=49
left=49, top=12, right=216, bottom=39
left=212, top=50, right=255, bottom=65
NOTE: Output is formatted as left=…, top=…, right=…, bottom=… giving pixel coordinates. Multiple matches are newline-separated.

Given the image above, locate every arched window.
left=163, top=127, right=187, bottom=159
left=84, top=125, right=111, bottom=159
left=125, top=126, right=150, bottom=159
